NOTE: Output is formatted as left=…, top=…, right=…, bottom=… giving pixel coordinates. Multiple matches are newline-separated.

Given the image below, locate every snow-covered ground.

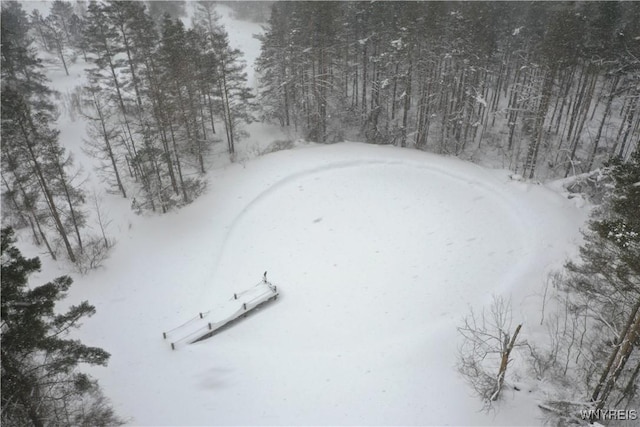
left=32, top=141, right=585, bottom=426
left=16, top=3, right=592, bottom=426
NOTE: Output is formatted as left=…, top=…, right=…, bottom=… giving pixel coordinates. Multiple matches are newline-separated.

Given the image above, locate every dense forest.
left=2, top=1, right=639, bottom=265
left=256, top=1, right=640, bottom=179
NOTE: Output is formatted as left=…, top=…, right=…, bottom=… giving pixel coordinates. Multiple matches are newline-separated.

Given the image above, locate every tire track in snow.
left=211, top=155, right=539, bottom=303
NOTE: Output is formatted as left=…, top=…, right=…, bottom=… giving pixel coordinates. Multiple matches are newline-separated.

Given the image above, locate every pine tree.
left=49, top=0, right=74, bottom=41
left=105, top=0, right=146, bottom=109
left=211, top=29, right=255, bottom=154
left=146, top=0, right=186, bottom=24
left=1, top=1, right=84, bottom=262
left=81, top=2, right=212, bottom=211
left=255, top=2, right=293, bottom=127
left=84, top=1, right=164, bottom=212
left=158, top=16, right=204, bottom=170
left=68, top=11, right=88, bottom=61
left=127, top=6, right=185, bottom=201
left=1, top=227, right=121, bottom=426
left=194, top=5, right=255, bottom=155
left=558, top=149, right=640, bottom=411
left=42, top=0, right=76, bottom=75
left=82, top=86, right=128, bottom=198
left=29, top=9, right=51, bottom=52
left=42, top=12, right=70, bottom=75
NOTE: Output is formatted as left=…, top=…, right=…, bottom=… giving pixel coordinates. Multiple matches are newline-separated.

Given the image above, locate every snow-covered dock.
left=163, top=279, right=279, bottom=349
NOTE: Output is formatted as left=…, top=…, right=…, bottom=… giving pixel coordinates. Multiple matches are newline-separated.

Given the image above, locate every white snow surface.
left=46, top=142, right=586, bottom=426
left=16, top=4, right=592, bottom=425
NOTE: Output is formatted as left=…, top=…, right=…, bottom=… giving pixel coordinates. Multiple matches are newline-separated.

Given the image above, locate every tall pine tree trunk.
left=615, top=96, right=638, bottom=159
left=93, top=94, right=127, bottom=198
left=51, top=159, right=83, bottom=251
left=587, top=75, right=619, bottom=170
left=119, top=26, right=143, bottom=108
left=18, top=120, right=75, bottom=262
left=168, top=121, right=189, bottom=203
left=593, top=300, right=640, bottom=413
left=524, top=67, right=554, bottom=179
left=565, top=67, right=597, bottom=177
left=591, top=299, right=640, bottom=407
left=401, top=60, right=412, bottom=148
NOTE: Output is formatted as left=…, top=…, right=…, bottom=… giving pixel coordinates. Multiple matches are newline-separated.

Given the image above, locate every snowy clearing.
left=8, top=3, right=596, bottom=424
left=55, top=142, right=587, bottom=426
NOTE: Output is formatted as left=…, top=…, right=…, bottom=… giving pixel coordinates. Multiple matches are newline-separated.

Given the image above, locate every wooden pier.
left=163, top=280, right=279, bottom=350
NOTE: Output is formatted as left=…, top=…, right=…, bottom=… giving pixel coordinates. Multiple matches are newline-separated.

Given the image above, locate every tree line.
left=78, top=0, right=253, bottom=212
left=1, top=0, right=253, bottom=266
left=2, top=1, right=86, bottom=264
left=256, top=1, right=640, bottom=179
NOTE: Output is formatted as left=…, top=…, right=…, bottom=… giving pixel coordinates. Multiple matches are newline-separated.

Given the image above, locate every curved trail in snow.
left=87, top=143, right=583, bottom=426
left=211, top=153, right=539, bottom=302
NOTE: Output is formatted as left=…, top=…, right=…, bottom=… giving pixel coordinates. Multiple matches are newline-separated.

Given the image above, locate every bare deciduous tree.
left=457, top=295, right=524, bottom=408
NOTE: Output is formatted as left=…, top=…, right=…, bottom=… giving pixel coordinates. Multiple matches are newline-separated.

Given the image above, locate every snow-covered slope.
left=52, top=141, right=586, bottom=426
